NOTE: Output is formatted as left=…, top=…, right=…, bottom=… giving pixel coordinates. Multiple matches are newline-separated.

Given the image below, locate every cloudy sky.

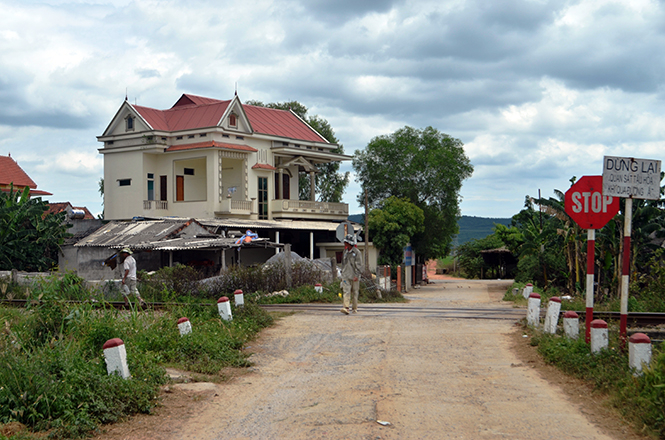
left=2, top=0, right=664, bottom=219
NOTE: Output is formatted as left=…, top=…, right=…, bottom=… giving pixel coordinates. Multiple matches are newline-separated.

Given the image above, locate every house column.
left=275, top=231, right=280, bottom=254
left=278, top=168, right=284, bottom=199
left=310, top=231, right=314, bottom=259
left=309, top=171, right=315, bottom=201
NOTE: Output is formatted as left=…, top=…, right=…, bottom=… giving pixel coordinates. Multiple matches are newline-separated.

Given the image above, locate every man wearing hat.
left=340, top=234, right=363, bottom=314
left=119, top=248, right=146, bottom=308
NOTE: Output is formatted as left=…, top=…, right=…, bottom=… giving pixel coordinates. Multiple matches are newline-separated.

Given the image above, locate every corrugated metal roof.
left=74, top=218, right=286, bottom=251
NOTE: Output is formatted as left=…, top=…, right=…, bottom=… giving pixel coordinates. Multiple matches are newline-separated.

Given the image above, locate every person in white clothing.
left=119, top=248, right=146, bottom=308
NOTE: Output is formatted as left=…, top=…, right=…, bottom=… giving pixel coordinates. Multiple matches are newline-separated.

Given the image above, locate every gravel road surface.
left=155, top=280, right=622, bottom=440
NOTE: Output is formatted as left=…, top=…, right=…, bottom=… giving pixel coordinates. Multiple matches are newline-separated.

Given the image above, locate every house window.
left=222, top=134, right=230, bottom=138
left=229, top=114, right=237, bottom=127
left=118, top=179, right=131, bottom=186
left=236, top=136, right=244, bottom=140
left=126, top=116, right=134, bottom=131
left=147, top=174, right=154, bottom=200
left=258, top=177, right=268, bottom=220
left=184, top=168, right=194, bottom=176
left=188, top=135, right=195, bottom=139
left=200, top=133, right=207, bottom=137
left=176, top=136, right=183, bottom=140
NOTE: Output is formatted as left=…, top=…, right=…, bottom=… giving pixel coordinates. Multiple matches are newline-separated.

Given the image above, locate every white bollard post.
left=522, top=283, right=533, bottom=299
left=217, top=296, right=233, bottom=321
left=563, top=311, right=579, bottom=339
left=103, top=338, right=131, bottom=379
left=526, top=292, right=541, bottom=327
left=177, top=317, right=192, bottom=335
left=590, top=319, right=608, bottom=354
left=543, top=297, right=562, bottom=334
left=234, top=289, right=244, bottom=307
left=314, top=283, right=323, bottom=294
left=629, top=333, right=652, bottom=376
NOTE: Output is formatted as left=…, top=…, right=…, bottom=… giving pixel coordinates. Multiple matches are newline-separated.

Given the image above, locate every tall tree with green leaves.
left=353, top=126, right=473, bottom=261
left=0, top=185, right=70, bottom=271
left=245, top=100, right=349, bottom=202
left=368, top=196, right=424, bottom=267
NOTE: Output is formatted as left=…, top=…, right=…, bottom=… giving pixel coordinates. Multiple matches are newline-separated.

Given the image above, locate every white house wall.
left=105, top=150, right=144, bottom=220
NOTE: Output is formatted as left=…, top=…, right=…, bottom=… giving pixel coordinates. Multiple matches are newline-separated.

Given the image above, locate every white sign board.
left=602, top=156, right=662, bottom=200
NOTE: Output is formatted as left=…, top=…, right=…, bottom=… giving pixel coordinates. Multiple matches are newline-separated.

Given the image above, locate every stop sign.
left=565, top=175, right=620, bottom=229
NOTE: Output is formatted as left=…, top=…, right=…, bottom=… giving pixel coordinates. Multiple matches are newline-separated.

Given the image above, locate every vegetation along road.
left=93, top=280, right=647, bottom=440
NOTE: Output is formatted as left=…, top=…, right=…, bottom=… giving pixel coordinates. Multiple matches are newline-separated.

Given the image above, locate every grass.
left=0, top=266, right=405, bottom=439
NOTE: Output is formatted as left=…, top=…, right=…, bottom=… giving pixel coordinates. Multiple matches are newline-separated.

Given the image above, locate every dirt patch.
left=508, top=324, right=654, bottom=440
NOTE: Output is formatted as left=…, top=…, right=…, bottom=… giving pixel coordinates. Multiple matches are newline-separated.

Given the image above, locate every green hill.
left=348, top=214, right=511, bottom=246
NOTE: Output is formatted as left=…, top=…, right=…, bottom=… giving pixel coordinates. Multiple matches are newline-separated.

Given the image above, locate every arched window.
left=126, top=116, right=134, bottom=131
left=229, top=114, right=237, bottom=127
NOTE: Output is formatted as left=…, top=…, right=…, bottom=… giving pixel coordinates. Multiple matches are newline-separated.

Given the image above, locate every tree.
left=245, top=100, right=349, bottom=202
left=0, top=185, right=70, bottom=271
left=353, top=126, right=473, bottom=261
left=368, top=197, right=424, bottom=267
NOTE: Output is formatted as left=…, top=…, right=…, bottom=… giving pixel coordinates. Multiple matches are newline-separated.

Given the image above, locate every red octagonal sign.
left=565, top=175, right=620, bottom=229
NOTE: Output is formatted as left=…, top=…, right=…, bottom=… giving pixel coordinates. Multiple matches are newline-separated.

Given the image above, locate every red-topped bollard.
left=103, top=338, right=130, bottom=379
left=563, top=311, right=579, bottom=339
left=522, top=283, right=533, bottom=299
left=526, top=292, right=541, bottom=327
left=590, top=319, right=608, bottom=353
left=314, top=283, right=323, bottom=294
left=177, top=317, right=192, bottom=336
left=629, top=333, right=652, bottom=376
left=217, top=296, right=232, bottom=321
left=543, top=297, right=562, bottom=334
left=234, top=289, right=244, bottom=307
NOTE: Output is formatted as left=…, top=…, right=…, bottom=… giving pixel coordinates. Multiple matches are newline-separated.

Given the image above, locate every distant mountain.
left=348, top=214, right=511, bottom=246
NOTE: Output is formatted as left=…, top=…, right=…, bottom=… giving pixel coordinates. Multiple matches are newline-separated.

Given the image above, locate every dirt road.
left=94, top=280, right=645, bottom=440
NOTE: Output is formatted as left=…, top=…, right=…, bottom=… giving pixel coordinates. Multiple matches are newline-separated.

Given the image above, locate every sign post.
left=602, top=156, right=662, bottom=346
left=565, top=176, right=620, bottom=343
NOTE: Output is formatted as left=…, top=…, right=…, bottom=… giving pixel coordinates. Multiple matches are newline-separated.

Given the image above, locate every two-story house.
left=97, top=93, right=374, bottom=266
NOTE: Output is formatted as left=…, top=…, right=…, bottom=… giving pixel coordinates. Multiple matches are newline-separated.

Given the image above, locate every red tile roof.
left=252, top=163, right=277, bottom=170
left=0, top=155, right=38, bottom=188
left=132, top=94, right=329, bottom=143
left=45, top=203, right=95, bottom=219
left=0, top=155, right=52, bottom=196
left=165, top=141, right=258, bottom=153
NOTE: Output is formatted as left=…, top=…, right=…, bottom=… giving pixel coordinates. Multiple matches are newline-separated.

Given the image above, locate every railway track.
left=2, top=299, right=665, bottom=328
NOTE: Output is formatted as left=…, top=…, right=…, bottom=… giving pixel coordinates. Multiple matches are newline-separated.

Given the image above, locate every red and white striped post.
left=585, top=229, right=595, bottom=343
left=103, top=338, right=130, bottom=379
left=628, top=332, right=652, bottom=376
left=234, top=289, right=245, bottom=307
left=619, top=198, right=633, bottom=348
left=563, top=311, right=579, bottom=339
left=177, top=317, right=192, bottom=335
left=217, top=296, right=233, bottom=321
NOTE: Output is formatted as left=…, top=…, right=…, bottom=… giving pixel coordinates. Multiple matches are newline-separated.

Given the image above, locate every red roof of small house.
left=252, top=163, right=277, bottom=171
left=45, top=202, right=95, bottom=219
left=0, top=155, right=52, bottom=196
left=132, top=94, right=329, bottom=143
left=165, top=141, right=258, bottom=153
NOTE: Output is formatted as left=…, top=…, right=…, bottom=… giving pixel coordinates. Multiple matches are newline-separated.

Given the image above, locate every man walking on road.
left=120, top=248, right=146, bottom=308
left=340, top=234, right=363, bottom=314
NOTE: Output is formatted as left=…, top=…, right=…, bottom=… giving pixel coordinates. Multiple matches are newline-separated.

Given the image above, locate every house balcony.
left=143, top=200, right=168, bottom=210
left=270, top=199, right=348, bottom=221
left=215, top=198, right=253, bottom=216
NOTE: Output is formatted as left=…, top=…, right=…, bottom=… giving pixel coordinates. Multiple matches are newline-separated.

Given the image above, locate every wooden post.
left=397, top=266, right=401, bottom=293
left=331, top=257, right=337, bottom=282
left=285, top=243, right=292, bottom=288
